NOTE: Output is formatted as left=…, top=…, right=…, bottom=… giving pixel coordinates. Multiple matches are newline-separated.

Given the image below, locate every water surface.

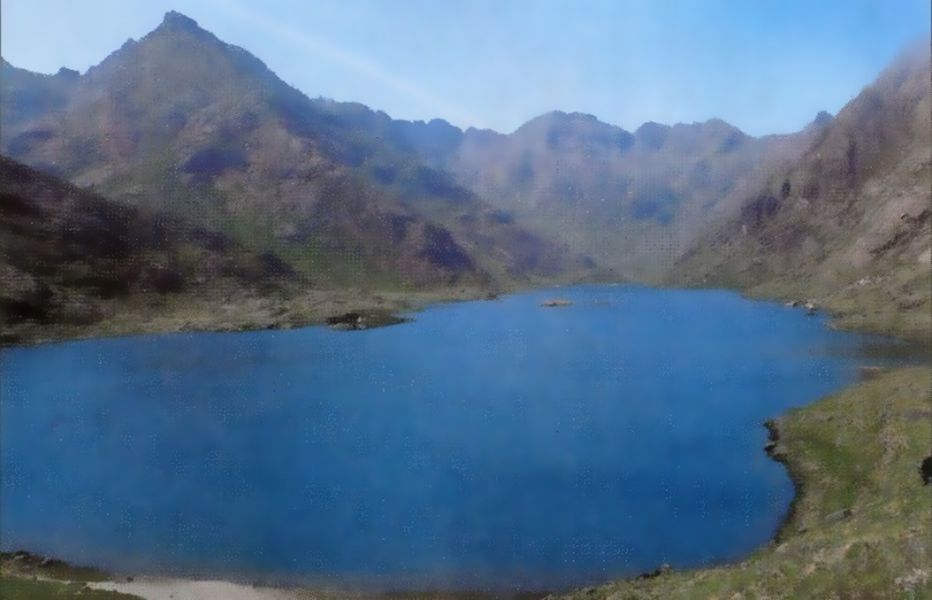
left=0, top=286, right=903, bottom=590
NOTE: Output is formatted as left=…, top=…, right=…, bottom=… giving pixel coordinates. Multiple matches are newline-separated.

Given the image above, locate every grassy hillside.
left=0, top=154, right=511, bottom=344
left=0, top=156, right=308, bottom=344
left=554, top=367, right=932, bottom=599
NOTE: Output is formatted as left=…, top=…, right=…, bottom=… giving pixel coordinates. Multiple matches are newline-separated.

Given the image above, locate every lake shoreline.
left=7, top=368, right=926, bottom=599
left=1, top=284, right=927, bottom=599
left=763, top=418, right=804, bottom=545
left=0, top=285, right=500, bottom=349
left=0, top=274, right=616, bottom=348
left=4, top=275, right=928, bottom=350
left=556, top=365, right=932, bottom=598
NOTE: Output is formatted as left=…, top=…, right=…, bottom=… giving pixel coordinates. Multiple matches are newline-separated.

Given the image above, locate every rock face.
left=673, top=40, right=931, bottom=337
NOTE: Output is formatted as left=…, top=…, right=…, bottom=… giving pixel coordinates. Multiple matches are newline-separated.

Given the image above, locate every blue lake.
left=0, top=286, right=905, bottom=591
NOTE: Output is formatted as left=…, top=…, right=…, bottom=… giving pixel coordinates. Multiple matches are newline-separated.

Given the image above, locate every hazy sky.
left=2, top=0, right=929, bottom=135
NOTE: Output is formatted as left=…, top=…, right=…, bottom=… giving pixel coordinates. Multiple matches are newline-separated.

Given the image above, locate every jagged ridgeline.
left=2, top=11, right=929, bottom=339
left=1, top=11, right=585, bottom=293
left=0, top=11, right=831, bottom=291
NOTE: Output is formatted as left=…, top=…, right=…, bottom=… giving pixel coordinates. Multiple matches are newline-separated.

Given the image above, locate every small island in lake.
left=540, top=299, right=573, bottom=307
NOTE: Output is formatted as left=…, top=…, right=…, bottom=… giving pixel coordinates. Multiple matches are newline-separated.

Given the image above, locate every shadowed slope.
left=0, top=155, right=295, bottom=343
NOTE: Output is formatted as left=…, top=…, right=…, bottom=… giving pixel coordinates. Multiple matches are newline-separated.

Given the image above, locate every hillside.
left=0, top=58, right=79, bottom=135
left=1, top=12, right=586, bottom=291
left=305, top=100, right=826, bottom=281
left=1, top=13, right=927, bottom=334
left=0, top=156, right=297, bottom=344
left=448, top=113, right=828, bottom=280
left=673, top=41, right=932, bottom=340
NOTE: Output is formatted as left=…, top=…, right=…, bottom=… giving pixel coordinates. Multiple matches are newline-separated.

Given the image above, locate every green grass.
left=0, top=577, right=141, bottom=599
left=554, top=367, right=932, bottom=599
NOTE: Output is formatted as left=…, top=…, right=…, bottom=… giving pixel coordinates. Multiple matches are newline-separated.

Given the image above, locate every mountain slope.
left=1, top=12, right=583, bottom=290
left=673, top=41, right=931, bottom=339
left=447, top=113, right=827, bottom=280
left=0, top=155, right=296, bottom=344
left=0, top=59, right=79, bottom=137
left=307, top=100, right=825, bottom=281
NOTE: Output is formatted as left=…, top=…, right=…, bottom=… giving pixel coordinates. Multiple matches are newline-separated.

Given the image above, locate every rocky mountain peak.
left=160, top=10, right=202, bottom=32
left=812, top=110, right=834, bottom=127
left=54, top=67, right=80, bottom=79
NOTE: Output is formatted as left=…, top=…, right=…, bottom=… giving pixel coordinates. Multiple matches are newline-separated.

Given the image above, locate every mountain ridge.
left=672, top=38, right=931, bottom=339
left=1, top=11, right=590, bottom=290
left=1, top=12, right=927, bottom=337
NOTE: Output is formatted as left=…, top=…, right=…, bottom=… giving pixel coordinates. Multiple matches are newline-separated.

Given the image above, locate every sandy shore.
left=88, top=577, right=318, bottom=600
left=87, top=577, right=492, bottom=599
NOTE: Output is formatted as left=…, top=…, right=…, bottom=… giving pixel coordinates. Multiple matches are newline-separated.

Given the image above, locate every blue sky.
left=2, top=0, right=929, bottom=135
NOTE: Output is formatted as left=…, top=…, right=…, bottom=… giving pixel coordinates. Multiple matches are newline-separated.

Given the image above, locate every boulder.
left=921, top=455, right=932, bottom=485
left=824, top=508, right=852, bottom=523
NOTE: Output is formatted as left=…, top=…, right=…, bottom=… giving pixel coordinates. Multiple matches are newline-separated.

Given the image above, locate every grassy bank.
left=747, top=268, right=932, bottom=344
left=0, top=578, right=141, bottom=599
left=0, top=553, right=140, bottom=599
left=554, top=366, right=932, bottom=599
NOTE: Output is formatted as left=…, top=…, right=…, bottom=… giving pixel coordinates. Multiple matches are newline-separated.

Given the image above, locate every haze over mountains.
left=1, top=11, right=929, bottom=339
left=676, top=40, right=931, bottom=336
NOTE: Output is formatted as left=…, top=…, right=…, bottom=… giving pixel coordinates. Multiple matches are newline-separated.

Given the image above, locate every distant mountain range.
left=1, top=11, right=928, bottom=339
left=1, top=11, right=583, bottom=292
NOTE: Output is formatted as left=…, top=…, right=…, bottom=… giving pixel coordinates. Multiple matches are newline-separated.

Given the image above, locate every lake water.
left=0, top=286, right=906, bottom=591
